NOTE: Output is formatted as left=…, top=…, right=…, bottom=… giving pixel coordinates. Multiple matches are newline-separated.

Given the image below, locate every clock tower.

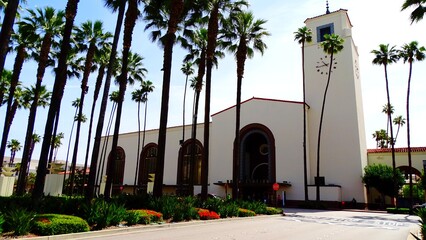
left=304, top=8, right=367, bottom=203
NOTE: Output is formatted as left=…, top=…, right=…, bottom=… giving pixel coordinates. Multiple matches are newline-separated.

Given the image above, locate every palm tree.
left=0, top=68, right=11, bottom=106
left=201, top=0, right=248, bottom=200
left=69, top=20, right=112, bottom=195
left=371, top=44, right=400, bottom=190
left=372, top=129, right=389, bottom=149
left=180, top=61, right=194, bottom=145
left=131, top=80, right=154, bottom=192
left=20, top=6, right=64, bottom=200
left=0, top=22, right=37, bottom=168
left=16, top=132, right=40, bottom=195
left=382, top=103, right=395, bottom=135
left=82, top=44, right=113, bottom=193
left=0, top=0, right=20, bottom=78
left=294, top=26, right=312, bottom=202
left=51, top=132, right=64, bottom=162
left=393, top=115, right=406, bottom=143
left=34, top=0, right=80, bottom=202
left=104, top=0, right=140, bottom=199
left=143, top=0, right=192, bottom=197
left=6, top=139, right=21, bottom=166
left=399, top=40, right=425, bottom=209
left=87, top=0, right=126, bottom=201
left=316, top=33, right=344, bottom=202
left=221, top=11, right=269, bottom=199
left=402, top=0, right=426, bottom=23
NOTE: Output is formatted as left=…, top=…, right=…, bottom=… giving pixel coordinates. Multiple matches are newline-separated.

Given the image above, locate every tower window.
left=316, top=23, right=334, bottom=42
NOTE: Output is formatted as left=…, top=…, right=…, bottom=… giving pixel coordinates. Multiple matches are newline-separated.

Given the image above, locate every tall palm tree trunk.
left=316, top=51, right=335, bottom=203
left=154, top=0, right=184, bottom=197
left=63, top=106, right=78, bottom=194
left=33, top=0, right=80, bottom=202
left=384, top=64, right=397, bottom=206
left=48, top=109, right=60, bottom=164
left=133, top=101, right=141, bottom=193
left=232, top=43, right=247, bottom=199
left=406, top=62, right=413, bottom=209
left=87, top=1, right=125, bottom=201
left=0, top=45, right=26, bottom=170
left=202, top=4, right=219, bottom=199
left=105, top=0, right=138, bottom=199
left=83, top=65, right=105, bottom=194
left=301, top=43, right=309, bottom=201
left=0, top=0, right=19, bottom=83
left=86, top=1, right=127, bottom=201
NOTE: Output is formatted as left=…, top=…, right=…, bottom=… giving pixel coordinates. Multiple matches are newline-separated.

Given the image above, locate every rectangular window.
left=316, top=23, right=334, bottom=42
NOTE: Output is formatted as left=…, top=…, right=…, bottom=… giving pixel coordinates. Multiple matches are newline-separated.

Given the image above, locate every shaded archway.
left=138, top=143, right=158, bottom=193
left=234, top=123, right=276, bottom=201
left=106, top=146, right=125, bottom=195
left=177, top=139, right=204, bottom=195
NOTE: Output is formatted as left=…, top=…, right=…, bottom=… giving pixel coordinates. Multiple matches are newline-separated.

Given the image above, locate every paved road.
left=49, top=208, right=421, bottom=240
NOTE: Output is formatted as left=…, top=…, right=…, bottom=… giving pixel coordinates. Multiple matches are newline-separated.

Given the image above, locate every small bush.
left=218, top=202, right=239, bottom=218
left=386, top=208, right=410, bottom=214
left=197, top=208, right=220, bottom=220
left=0, top=213, right=4, bottom=233
left=3, top=208, right=35, bottom=236
left=32, top=214, right=89, bottom=236
left=172, top=197, right=198, bottom=222
left=81, top=199, right=127, bottom=230
left=237, top=200, right=267, bottom=214
left=238, top=208, right=256, bottom=217
left=125, top=209, right=163, bottom=226
left=266, top=207, right=282, bottom=215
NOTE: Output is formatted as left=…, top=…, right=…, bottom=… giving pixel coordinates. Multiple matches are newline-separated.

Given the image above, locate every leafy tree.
left=132, top=80, right=154, bottom=192
left=399, top=40, right=425, bottom=208
left=6, top=139, right=21, bottom=166
left=372, top=129, right=389, bottom=149
left=87, top=0, right=126, bottom=201
left=221, top=11, right=269, bottom=199
left=393, top=115, right=406, bottom=143
left=401, top=0, right=426, bottom=23
left=315, top=33, right=344, bottom=202
left=33, top=0, right=80, bottom=202
left=180, top=61, right=194, bottom=145
left=294, top=26, right=312, bottom=201
left=371, top=44, right=399, bottom=173
left=362, top=164, right=405, bottom=206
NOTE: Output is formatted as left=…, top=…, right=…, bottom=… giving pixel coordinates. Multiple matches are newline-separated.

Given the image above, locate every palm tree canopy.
left=393, top=115, right=406, bottom=126
left=371, top=44, right=400, bottom=66
left=52, top=132, right=64, bottom=149
left=221, top=11, right=270, bottom=60
left=382, top=103, right=395, bottom=115
left=294, top=26, right=312, bottom=45
left=7, top=139, right=21, bottom=152
left=401, top=0, right=426, bottom=23
left=320, top=34, right=344, bottom=55
left=31, top=133, right=41, bottom=144
left=181, top=61, right=194, bottom=76
left=115, top=51, right=147, bottom=86
left=74, top=20, right=113, bottom=52
left=109, top=90, right=120, bottom=102
left=399, top=41, right=426, bottom=63
left=22, top=85, right=52, bottom=108
left=20, top=7, right=65, bottom=38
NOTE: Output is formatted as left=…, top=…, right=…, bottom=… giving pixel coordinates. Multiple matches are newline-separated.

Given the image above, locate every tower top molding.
left=304, top=9, right=353, bottom=28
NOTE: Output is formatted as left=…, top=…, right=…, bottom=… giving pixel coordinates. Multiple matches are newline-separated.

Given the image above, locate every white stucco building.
left=97, top=9, right=370, bottom=206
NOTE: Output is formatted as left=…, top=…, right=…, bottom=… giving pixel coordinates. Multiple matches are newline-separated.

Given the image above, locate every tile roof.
left=367, top=147, right=426, bottom=153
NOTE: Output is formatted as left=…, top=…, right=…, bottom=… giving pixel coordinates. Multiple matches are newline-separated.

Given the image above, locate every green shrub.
left=237, top=200, right=267, bottom=214
left=81, top=199, right=127, bottom=230
left=125, top=209, right=163, bottom=225
left=172, top=197, right=198, bottom=222
left=386, top=208, right=410, bottom=214
left=125, top=210, right=143, bottom=226
left=32, top=214, right=89, bottom=236
left=238, top=208, right=256, bottom=217
left=266, top=207, right=282, bottom=215
left=0, top=213, right=4, bottom=233
left=148, top=195, right=178, bottom=220
left=3, top=208, right=35, bottom=236
left=218, top=202, right=239, bottom=218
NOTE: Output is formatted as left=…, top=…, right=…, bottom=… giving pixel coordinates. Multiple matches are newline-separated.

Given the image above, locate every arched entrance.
left=138, top=143, right=158, bottom=193
left=106, top=146, right=125, bottom=195
left=234, top=123, right=276, bottom=201
left=176, top=139, right=204, bottom=195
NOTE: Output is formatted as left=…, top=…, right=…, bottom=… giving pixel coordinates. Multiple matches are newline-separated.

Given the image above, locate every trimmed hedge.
left=32, top=214, right=90, bottom=236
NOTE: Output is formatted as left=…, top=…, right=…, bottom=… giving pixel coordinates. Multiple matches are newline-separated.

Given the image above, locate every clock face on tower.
left=315, top=55, right=337, bottom=75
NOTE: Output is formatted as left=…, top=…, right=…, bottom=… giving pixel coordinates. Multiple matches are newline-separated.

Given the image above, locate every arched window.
left=138, top=143, right=158, bottom=186
left=177, top=140, right=203, bottom=186
left=106, top=146, right=126, bottom=186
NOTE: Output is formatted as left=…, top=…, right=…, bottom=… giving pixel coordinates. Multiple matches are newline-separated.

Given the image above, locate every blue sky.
left=1, top=0, right=426, bottom=163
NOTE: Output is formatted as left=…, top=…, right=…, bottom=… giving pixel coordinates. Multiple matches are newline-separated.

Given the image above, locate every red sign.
left=272, top=183, right=279, bottom=191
